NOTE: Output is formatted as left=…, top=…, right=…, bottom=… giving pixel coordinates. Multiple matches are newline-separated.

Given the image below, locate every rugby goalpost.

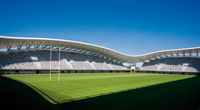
left=49, top=47, right=61, bottom=81
left=49, top=48, right=52, bottom=80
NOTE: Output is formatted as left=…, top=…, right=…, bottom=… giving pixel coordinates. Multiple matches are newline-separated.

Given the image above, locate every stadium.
left=1, top=36, right=200, bottom=74
left=1, top=36, right=200, bottom=110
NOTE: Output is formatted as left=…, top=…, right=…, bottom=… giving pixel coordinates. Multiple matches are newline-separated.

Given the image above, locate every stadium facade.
left=0, top=36, right=200, bottom=74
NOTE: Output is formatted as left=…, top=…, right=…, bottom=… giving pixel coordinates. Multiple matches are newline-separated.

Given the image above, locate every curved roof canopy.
left=0, top=36, right=200, bottom=63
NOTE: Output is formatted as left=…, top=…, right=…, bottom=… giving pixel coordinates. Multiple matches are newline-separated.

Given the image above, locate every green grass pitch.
left=4, top=73, right=194, bottom=104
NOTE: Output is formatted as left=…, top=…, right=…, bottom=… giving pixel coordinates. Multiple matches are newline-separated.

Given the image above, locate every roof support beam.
left=17, top=45, right=22, bottom=50
left=61, top=47, right=66, bottom=50
left=6, top=43, right=12, bottom=51
left=164, top=54, right=168, bottom=58
left=34, top=44, right=40, bottom=49
left=155, top=56, right=161, bottom=59
left=48, top=46, right=54, bottom=49
left=42, top=45, right=48, bottom=49
left=26, top=45, right=32, bottom=49
left=54, top=46, right=64, bottom=50
left=117, top=61, right=120, bottom=64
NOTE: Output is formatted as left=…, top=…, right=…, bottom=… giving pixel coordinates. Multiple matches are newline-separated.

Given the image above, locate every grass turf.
left=4, top=73, right=194, bottom=104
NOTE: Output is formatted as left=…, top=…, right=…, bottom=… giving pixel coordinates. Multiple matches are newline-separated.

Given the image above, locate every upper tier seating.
left=0, top=50, right=128, bottom=71
left=140, top=57, right=200, bottom=73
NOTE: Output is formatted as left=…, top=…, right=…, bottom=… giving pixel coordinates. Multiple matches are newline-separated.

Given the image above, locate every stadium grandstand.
left=140, top=57, right=200, bottom=74
left=0, top=36, right=200, bottom=74
left=138, top=48, right=200, bottom=74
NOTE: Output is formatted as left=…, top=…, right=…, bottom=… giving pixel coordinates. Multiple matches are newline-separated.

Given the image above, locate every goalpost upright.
left=49, top=47, right=61, bottom=81
left=58, top=47, right=61, bottom=81
left=49, top=48, right=52, bottom=80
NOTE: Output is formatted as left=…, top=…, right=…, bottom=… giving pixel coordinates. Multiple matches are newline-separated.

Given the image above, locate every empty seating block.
left=141, top=57, right=200, bottom=73
left=0, top=50, right=128, bottom=71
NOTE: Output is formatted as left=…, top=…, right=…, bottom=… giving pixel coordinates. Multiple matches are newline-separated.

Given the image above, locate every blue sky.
left=0, top=0, right=200, bottom=55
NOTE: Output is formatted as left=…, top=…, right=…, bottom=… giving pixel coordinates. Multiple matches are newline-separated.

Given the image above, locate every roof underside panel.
left=0, top=36, right=200, bottom=63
